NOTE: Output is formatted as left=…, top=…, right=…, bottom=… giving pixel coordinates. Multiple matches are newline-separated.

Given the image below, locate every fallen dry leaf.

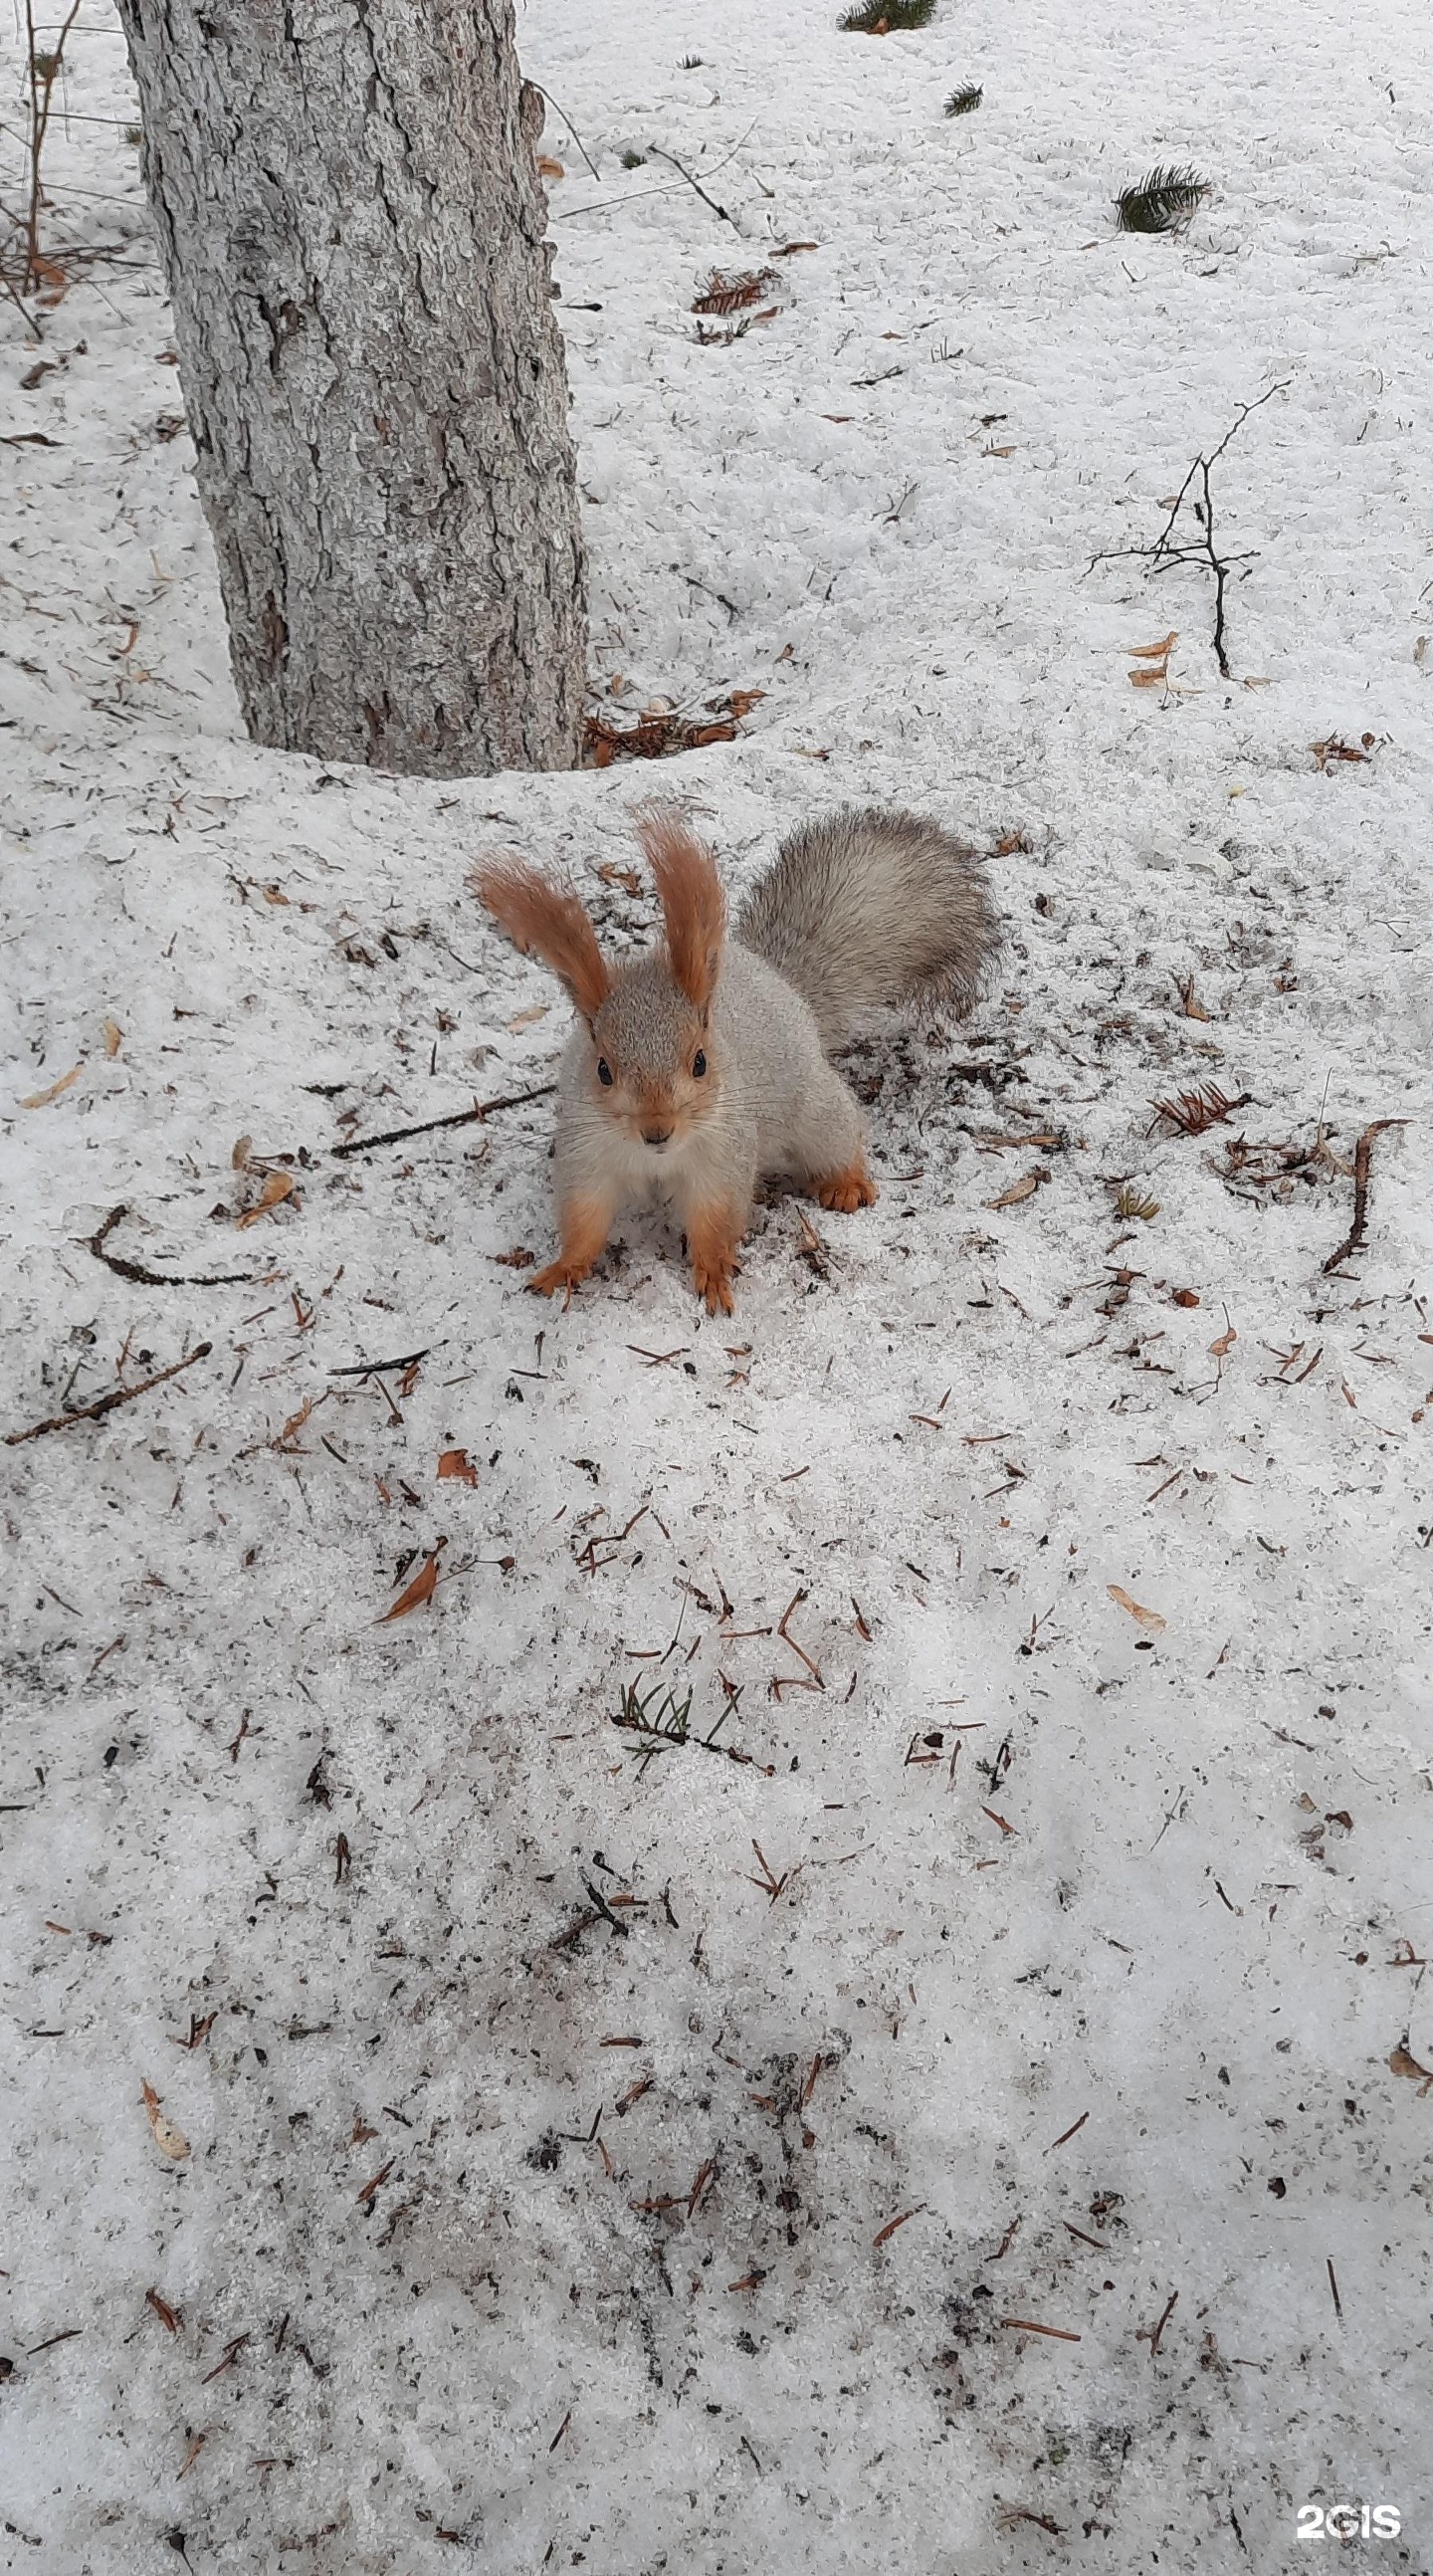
left=1173, top=973, right=1211, bottom=1021
left=1389, top=2041, right=1433, bottom=2096
left=1312, top=732, right=1376, bottom=772
left=21, top=1062, right=83, bottom=1109
left=276, top=1394, right=321, bottom=1447
left=141, top=2079, right=190, bottom=2161
left=987, top=1168, right=1048, bottom=1210
left=536, top=154, right=564, bottom=179
left=1171, top=1289, right=1201, bottom=1308
left=1108, top=1584, right=1167, bottom=1634
left=377, top=1554, right=440, bottom=1623
left=1128, top=631, right=1178, bottom=659
left=236, top=1170, right=295, bottom=1228
left=1208, top=1326, right=1237, bottom=1359
left=507, top=1004, right=549, bottom=1032
left=262, top=884, right=290, bottom=906
left=1129, top=668, right=1171, bottom=690
left=102, top=1018, right=123, bottom=1058
left=437, top=1448, right=479, bottom=1487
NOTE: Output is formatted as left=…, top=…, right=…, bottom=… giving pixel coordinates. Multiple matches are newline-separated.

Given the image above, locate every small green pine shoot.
left=612, top=1678, right=767, bottom=1780
left=1116, top=165, right=1209, bottom=234
left=841, top=0, right=936, bottom=29
left=1115, top=1183, right=1161, bottom=1221
left=945, top=84, right=983, bottom=114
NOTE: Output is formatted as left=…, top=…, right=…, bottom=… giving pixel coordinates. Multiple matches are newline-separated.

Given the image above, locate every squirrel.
left=472, top=805, right=997, bottom=1315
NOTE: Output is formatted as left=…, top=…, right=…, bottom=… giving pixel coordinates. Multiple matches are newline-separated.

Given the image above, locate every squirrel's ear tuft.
left=470, top=857, right=611, bottom=1023
left=634, top=809, right=726, bottom=1013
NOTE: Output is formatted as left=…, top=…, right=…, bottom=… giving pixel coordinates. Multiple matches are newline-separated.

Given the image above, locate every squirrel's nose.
left=642, top=1124, right=673, bottom=1148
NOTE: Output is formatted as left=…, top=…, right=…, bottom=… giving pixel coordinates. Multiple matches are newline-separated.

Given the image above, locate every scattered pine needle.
left=840, top=0, right=935, bottom=25
left=1049, top=2110, right=1090, bottom=2149
left=584, top=688, right=764, bottom=766
left=873, top=2203, right=925, bottom=2248
left=1147, top=1080, right=1249, bottom=1139
left=1116, top=165, right=1209, bottom=233
left=693, top=265, right=777, bottom=316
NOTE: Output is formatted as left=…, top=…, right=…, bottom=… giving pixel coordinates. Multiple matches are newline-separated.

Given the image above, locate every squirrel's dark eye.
left=692, top=1049, right=707, bottom=1078
left=596, top=1057, right=614, bottom=1088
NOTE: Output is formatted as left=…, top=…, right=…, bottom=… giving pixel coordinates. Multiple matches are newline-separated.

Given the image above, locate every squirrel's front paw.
left=692, top=1255, right=739, bottom=1317
left=816, top=1162, right=879, bottom=1214
left=527, top=1259, right=590, bottom=1307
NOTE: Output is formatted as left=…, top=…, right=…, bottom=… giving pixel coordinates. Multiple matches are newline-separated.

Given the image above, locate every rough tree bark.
left=115, top=0, right=587, bottom=777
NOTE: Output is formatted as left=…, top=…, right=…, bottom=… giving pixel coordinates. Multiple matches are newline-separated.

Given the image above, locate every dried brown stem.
left=1322, top=1118, right=1408, bottom=1273
left=330, top=1082, right=556, bottom=1159
left=22, top=0, right=81, bottom=290
left=6, top=1342, right=212, bottom=1446
left=88, top=1204, right=257, bottom=1289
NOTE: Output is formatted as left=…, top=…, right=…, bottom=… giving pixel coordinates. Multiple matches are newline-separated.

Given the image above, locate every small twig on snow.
left=21, top=0, right=82, bottom=290
left=87, top=1204, right=258, bottom=1289
left=1322, top=1118, right=1409, bottom=1273
left=646, top=142, right=741, bottom=230
left=6, top=1342, right=212, bottom=1446
left=0, top=265, right=44, bottom=338
left=327, top=1347, right=434, bottom=1378
left=330, top=1083, right=556, bottom=1159
left=529, top=84, right=601, bottom=181
left=1088, top=382, right=1288, bottom=678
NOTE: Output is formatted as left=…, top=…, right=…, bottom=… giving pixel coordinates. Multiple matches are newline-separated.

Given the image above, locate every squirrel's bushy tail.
left=735, top=806, right=998, bottom=1051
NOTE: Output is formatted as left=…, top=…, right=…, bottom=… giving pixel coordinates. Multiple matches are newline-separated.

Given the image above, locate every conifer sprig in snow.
left=840, top=0, right=936, bottom=31
left=1116, top=165, right=1209, bottom=233
left=945, top=84, right=983, bottom=114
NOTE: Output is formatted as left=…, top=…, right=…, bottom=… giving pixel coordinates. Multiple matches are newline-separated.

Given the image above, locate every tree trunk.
left=115, top=0, right=587, bottom=777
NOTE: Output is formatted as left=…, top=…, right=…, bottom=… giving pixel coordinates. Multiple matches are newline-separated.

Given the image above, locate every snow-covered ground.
left=3, top=0, right=1432, bottom=2566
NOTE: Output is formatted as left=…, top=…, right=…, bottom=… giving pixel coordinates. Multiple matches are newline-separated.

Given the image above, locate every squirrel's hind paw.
left=815, top=1162, right=879, bottom=1214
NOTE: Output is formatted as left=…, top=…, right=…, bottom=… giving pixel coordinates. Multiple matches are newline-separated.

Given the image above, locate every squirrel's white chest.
left=566, top=1099, right=711, bottom=1206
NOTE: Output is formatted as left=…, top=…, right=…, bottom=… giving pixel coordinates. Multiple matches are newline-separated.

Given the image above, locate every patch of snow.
left=3, top=0, right=1432, bottom=2568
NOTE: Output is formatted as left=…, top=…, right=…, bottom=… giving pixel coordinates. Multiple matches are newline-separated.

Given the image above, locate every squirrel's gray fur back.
left=735, top=805, right=997, bottom=1050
